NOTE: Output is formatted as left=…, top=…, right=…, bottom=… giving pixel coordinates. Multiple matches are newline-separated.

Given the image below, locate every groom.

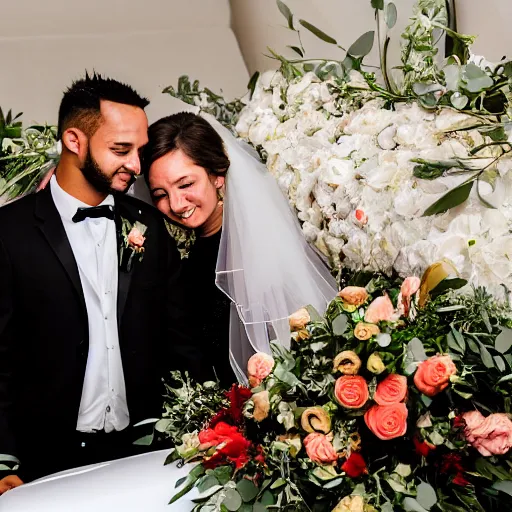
left=0, top=73, right=193, bottom=491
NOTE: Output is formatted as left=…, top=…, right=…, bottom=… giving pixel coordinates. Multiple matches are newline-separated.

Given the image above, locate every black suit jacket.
left=0, top=186, right=192, bottom=478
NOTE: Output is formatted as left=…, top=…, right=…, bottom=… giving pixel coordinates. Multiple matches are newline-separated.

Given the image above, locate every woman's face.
left=148, top=149, right=224, bottom=229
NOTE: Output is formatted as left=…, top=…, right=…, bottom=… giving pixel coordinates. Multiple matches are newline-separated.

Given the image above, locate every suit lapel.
left=115, top=197, right=139, bottom=327
left=34, top=187, right=87, bottom=317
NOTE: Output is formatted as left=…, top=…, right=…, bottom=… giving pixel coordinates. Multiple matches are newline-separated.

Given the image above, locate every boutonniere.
left=120, top=218, right=147, bottom=272
left=164, top=219, right=196, bottom=259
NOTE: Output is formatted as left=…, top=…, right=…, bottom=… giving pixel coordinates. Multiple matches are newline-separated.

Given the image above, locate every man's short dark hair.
left=57, top=71, right=149, bottom=139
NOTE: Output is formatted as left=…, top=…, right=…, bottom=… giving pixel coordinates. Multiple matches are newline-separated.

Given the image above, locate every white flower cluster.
left=235, top=70, right=512, bottom=299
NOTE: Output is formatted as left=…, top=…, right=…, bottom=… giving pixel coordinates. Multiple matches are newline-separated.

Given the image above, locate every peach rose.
left=414, top=355, right=457, bottom=397
left=333, top=351, right=361, bottom=375
left=364, top=295, right=395, bottom=324
left=247, top=352, right=275, bottom=388
left=303, top=433, right=338, bottom=465
left=364, top=403, right=408, bottom=440
left=252, top=390, right=270, bottom=422
left=354, top=322, right=380, bottom=340
left=374, top=374, right=408, bottom=406
left=334, top=376, right=369, bottom=409
left=401, top=277, right=420, bottom=298
left=338, top=286, right=369, bottom=307
left=289, top=308, right=310, bottom=332
left=127, top=227, right=145, bottom=249
left=462, top=412, right=512, bottom=457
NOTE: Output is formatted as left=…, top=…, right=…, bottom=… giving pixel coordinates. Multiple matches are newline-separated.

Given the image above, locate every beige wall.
left=230, top=0, right=512, bottom=75
left=0, top=0, right=249, bottom=124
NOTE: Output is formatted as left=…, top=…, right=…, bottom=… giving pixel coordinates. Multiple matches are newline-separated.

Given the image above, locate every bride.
left=0, top=112, right=338, bottom=511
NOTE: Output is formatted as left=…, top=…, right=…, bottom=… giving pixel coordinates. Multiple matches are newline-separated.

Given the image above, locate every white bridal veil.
left=203, top=114, right=339, bottom=383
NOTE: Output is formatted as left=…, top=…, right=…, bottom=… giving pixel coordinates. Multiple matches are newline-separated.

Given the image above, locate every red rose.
left=374, top=374, right=408, bottom=406
left=452, top=473, right=470, bottom=486
left=334, top=376, right=369, bottom=409
left=414, top=355, right=456, bottom=397
left=364, top=403, right=408, bottom=440
left=413, top=437, right=435, bottom=457
left=341, top=452, right=367, bottom=478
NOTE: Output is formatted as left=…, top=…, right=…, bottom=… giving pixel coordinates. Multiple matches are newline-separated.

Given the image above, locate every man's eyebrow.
left=111, top=142, right=133, bottom=147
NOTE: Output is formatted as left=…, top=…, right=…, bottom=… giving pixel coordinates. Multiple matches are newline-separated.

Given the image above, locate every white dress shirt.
left=50, top=175, right=129, bottom=433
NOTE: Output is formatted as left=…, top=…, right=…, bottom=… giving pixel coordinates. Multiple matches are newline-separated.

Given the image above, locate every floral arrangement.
left=166, top=0, right=512, bottom=300
left=0, top=107, right=59, bottom=205
left=152, top=266, right=512, bottom=512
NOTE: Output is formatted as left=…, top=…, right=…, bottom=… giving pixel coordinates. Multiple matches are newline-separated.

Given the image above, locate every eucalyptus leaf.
left=371, top=0, right=384, bottom=9
left=133, top=433, right=154, bottom=446
left=384, top=3, right=397, bottom=28
left=332, top=314, right=348, bottom=335
left=348, top=31, right=375, bottom=58
left=463, top=63, right=494, bottom=92
left=288, top=45, right=304, bottom=57
left=423, top=180, right=474, bottom=216
left=277, top=0, right=294, bottom=30
left=223, top=489, right=243, bottom=511
left=494, top=355, right=506, bottom=373
left=450, top=92, right=468, bottom=110
left=299, top=20, right=337, bottom=44
left=197, top=476, right=220, bottom=493
left=192, top=485, right=224, bottom=503
left=493, top=480, right=512, bottom=497
left=403, top=497, right=429, bottom=512
left=478, top=341, right=495, bottom=369
left=416, top=482, right=437, bottom=509
left=247, top=72, right=260, bottom=99
left=237, top=479, right=259, bottom=503
left=253, top=503, right=269, bottom=512
left=306, top=305, right=323, bottom=323
left=496, top=327, right=512, bottom=354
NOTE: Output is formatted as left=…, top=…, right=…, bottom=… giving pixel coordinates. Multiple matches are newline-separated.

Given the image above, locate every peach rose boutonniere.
left=120, top=219, right=147, bottom=272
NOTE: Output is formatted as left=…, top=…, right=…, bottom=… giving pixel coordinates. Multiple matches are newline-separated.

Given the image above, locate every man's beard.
left=80, top=149, right=135, bottom=194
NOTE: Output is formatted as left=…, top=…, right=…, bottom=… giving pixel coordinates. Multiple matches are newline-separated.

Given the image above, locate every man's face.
left=82, top=100, right=148, bottom=194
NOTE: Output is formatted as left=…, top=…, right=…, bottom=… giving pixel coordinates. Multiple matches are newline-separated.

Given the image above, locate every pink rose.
left=364, top=295, right=395, bottom=324
left=127, top=227, right=145, bottom=249
left=334, top=376, right=369, bottom=409
left=462, top=412, right=512, bottom=457
left=364, top=403, right=408, bottom=440
left=303, top=433, right=338, bottom=465
left=414, top=355, right=457, bottom=397
left=401, top=277, right=420, bottom=298
left=398, top=277, right=420, bottom=317
left=247, top=352, right=275, bottom=388
left=374, top=374, right=408, bottom=406
left=355, top=209, right=368, bottom=225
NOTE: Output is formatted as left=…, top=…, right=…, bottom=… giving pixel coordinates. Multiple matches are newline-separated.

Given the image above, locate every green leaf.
left=237, top=480, right=259, bottom=503
left=223, top=489, right=243, bottom=511
left=133, top=433, right=153, bottom=446
left=497, top=374, right=512, bottom=385
left=371, top=0, right=384, bottom=9
left=277, top=0, right=294, bottom=30
left=496, top=327, right=512, bottom=354
left=403, top=498, right=429, bottom=512
left=451, top=326, right=466, bottom=353
left=213, top=466, right=233, bottom=485
left=253, top=503, right=269, bottom=512
left=416, top=481, right=437, bottom=510
left=169, top=465, right=205, bottom=504
left=463, top=63, right=494, bottom=92
left=332, top=314, right=348, bottom=335
left=478, top=340, right=495, bottom=368
left=493, top=480, right=512, bottom=496
left=305, top=305, right=323, bottom=323
left=260, top=491, right=275, bottom=506
left=247, top=72, right=260, bottom=99
left=270, top=478, right=286, bottom=490
left=480, top=306, right=493, bottom=333
left=495, top=355, right=507, bottom=372
left=175, top=476, right=187, bottom=489
left=385, top=3, right=397, bottom=29
left=288, top=46, right=304, bottom=57
left=430, top=278, right=468, bottom=298
left=450, top=93, right=468, bottom=110
left=299, top=20, right=337, bottom=44
left=192, top=484, right=224, bottom=503
left=348, top=31, right=375, bottom=58
left=323, top=477, right=344, bottom=489
left=197, top=475, right=220, bottom=493
left=423, top=180, right=474, bottom=216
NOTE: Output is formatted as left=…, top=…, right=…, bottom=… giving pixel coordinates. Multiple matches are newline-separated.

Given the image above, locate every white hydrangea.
left=235, top=72, right=512, bottom=298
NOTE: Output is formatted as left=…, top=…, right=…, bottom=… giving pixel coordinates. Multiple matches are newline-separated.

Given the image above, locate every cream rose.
left=338, top=286, right=369, bottom=307
left=354, top=322, right=380, bottom=340
left=333, top=351, right=362, bottom=375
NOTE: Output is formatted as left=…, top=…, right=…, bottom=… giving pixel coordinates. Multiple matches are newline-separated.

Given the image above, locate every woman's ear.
left=61, top=128, right=88, bottom=159
left=215, top=175, right=225, bottom=189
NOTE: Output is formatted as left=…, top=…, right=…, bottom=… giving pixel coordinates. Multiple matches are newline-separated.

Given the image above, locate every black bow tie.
left=72, top=205, right=115, bottom=223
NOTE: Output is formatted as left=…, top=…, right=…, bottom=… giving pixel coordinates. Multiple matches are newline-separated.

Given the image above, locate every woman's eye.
left=179, top=183, right=193, bottom=189
left=113, top=149, right=129, bottom=156
left=152, top=193, right=166, bottom=200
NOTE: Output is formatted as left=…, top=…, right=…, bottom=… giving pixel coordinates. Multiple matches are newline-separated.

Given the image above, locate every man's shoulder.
left=0, top=193, right=37, bottom=225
